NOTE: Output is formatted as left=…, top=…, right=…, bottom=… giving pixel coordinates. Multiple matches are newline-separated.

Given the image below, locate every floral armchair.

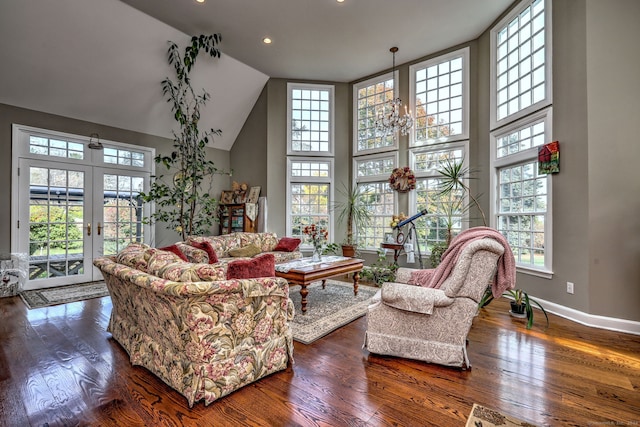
left=363, top=238, right=506, bottom=369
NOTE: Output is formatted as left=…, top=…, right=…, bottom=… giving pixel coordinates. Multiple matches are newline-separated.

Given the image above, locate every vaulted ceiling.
left=0, top=0, right=513, bottom=151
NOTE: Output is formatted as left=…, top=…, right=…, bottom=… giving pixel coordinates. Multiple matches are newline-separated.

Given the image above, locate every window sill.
left=516, top=265, right=553, bottom=279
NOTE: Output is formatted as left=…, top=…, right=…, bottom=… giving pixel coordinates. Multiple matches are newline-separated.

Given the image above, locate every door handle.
left=87, top=223, right=91, bottom=236
left=97, top=222, right=102, bottom=236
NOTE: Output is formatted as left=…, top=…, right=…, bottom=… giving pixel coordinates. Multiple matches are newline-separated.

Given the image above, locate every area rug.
left=289, top=280, right=378, bottom=344
left=466, top=403, right=537, bottom=427
left=20, top=282, right=109, bottom=309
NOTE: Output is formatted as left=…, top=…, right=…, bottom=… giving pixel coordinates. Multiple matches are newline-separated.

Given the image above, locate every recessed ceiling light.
left=195, top=0, right=205, bottom=3
left=337, top=0, right=345, bottom=3
left=263, top=37, right=272, bottom=44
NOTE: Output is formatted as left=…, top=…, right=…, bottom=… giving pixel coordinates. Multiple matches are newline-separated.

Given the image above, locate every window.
left=353, top=73, right=396, bottom=155
left=490, top=0, right=553, bottom=275
left=286, top=158, right=334, bottom=246
left=491, top=109, right=552, bottom=274
left=410, top=143, right=467, bottom=253
left=104, top=147, right=146, bottom=167
left=29, top=135, right=84, bottom=160
left=491, top=0, right=551, bottom=128
left=410, top=48, right=469, bottom=146
left=287, top=83, right=334, bottom=156
left=354, top=153, right=398, bottom=250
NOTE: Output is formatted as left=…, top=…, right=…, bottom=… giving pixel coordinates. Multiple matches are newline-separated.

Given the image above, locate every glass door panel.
left=20, top=159, right=93, bottom=289
left=95, top=169, right=149, bottom=257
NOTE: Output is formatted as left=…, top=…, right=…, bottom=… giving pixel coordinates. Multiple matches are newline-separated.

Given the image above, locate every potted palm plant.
left=332, top=183, right=371, bottom=257
left=428, top=158, right=487, bottom=266
left=479, top=287, right=549, bottom=330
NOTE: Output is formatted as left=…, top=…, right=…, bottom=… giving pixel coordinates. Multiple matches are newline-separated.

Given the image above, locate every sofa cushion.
left=228, top=244, right=261, bottom=258
left=115, top=243, right=151, bottom=271
left=176, top=242, right=209, bottom=264
left=273, top=237, right=301, bottom=252
left=158, top=244, right=189, bottom=262
left=188, top=234, right=240, bottom=258
left=190, top=240, right=219, bottom=263
left=146, top=249, right=185, bottom=277
left=227, top=254, right=275, bottom=279
left=239, top=232, right=279, bottom=252
left=158, top=262, right=226, bottom=282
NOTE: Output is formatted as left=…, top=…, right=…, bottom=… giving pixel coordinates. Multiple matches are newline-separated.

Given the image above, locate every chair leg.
left=463, top=345, right=471, bottom=370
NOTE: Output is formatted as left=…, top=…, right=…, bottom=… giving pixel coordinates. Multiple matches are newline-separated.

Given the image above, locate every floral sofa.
left=93, top=234, right=300, bottom=407
left=177, top=232, right=302, bottom=265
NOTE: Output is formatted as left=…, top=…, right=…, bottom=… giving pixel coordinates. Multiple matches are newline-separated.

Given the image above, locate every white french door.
left=18, top=159, right=95, bottom=288
left=12, top=125, right=154, bottom=290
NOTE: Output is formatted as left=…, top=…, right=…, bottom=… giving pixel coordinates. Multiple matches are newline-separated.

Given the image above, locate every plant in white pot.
left=479, top=288, right=549, bottom=330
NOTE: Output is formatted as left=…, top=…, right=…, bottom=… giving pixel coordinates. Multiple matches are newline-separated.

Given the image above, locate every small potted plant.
left=332, top=183, right=372, bottom=257
left=479, top=287, right=549, bottom=330
left=360, top=249, right=399, bottom=286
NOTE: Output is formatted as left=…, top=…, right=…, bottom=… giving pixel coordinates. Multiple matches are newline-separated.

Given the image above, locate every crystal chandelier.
left=375, top=47, right=414, bottom=137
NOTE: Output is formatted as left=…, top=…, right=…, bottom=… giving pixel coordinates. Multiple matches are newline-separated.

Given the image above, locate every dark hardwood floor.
left=1, top=289, right=639, bottom=426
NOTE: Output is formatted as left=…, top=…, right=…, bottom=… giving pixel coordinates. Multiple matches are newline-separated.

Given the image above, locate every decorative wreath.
left=388, top=166, right=416, bottom=193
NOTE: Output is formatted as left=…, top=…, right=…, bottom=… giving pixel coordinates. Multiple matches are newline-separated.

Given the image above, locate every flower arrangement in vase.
left=303, top=223, right=328, bottom=262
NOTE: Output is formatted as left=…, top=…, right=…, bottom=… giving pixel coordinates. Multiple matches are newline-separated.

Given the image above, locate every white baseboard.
left=528, top=296, right=640, bottom=336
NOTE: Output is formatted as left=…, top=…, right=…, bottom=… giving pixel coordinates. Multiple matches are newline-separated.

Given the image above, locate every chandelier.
left=375, top=47, right=414, bottom=137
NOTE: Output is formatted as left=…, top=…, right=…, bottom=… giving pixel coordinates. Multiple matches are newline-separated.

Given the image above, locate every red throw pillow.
left=190, top=240, right=219, bottom=264
left=227, top=254, right=275, bottom=280
left=273, top=237, right=301, bottom=252
left=158, top=244, right=188, bottom=262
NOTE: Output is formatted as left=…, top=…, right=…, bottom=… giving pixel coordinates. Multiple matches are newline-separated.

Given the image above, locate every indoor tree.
left=142, top=34, right=224, bottom=240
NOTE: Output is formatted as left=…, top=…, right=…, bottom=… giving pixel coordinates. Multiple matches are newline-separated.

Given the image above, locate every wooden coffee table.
left=275, top=257, right=364, bottom=314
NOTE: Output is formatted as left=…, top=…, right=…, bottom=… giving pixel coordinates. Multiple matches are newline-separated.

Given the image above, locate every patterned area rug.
left=20, top=282, right=109, bottom=309
left=466, top=403, right=538, bottom=427
left=289, top=280, right=378, bottom=344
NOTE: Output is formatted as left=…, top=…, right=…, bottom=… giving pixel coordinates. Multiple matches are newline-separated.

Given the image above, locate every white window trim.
left=490, top=0, right=553, bottom=131
left=409, top=47, right=470, bottom=147
left=12, top=124, right=155, bottom=170
left=11, top=123, right=155, bottom=258
left=490, top=107, right=553, bottom=277
left=352, top=71, right=398, bottom=156
left=285, top=156, right=335, bottom=244
left=352, top=151, right=399, bottom=184
left=287, top=82, right=335, bottom=157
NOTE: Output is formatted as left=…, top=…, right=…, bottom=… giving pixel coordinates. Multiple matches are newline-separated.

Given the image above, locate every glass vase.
left=311, top=246, right=322, bottom=262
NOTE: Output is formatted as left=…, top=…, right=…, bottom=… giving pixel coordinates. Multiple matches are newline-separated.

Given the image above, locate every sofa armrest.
left=381, top=282, right=454, bottom=315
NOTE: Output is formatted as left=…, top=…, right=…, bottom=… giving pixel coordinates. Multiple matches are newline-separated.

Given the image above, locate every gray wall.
left=585, top=0, right=640, bottom=319
left=1, top=103, right=231, bottom=250
left=230, top=84, right=268, bottom=197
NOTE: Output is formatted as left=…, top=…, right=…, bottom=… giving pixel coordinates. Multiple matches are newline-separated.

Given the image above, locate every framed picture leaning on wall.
left=220, top=190, right=234, bottom=205
left=247, top=186, right=261, bottom=203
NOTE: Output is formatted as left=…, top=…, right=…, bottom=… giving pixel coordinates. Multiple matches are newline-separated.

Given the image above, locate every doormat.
left=466, top=403, right=538, bottom=427
left=289, top=280, right=378, bottom=345
left=20, top=282, right=109, bottom=309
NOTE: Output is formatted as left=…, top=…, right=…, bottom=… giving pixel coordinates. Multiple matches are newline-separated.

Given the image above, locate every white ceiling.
left=119, top=0, right=514, bottom=82
left=0, top=0, right=513, bottom=151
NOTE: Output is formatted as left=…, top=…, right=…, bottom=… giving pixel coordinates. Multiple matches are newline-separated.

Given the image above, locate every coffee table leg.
left=353, top=271, right=360, bottom=295
left=299, top=283, right=309, bottom=314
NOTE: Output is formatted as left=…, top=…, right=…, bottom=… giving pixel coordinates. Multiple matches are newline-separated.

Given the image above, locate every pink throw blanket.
left=409, top=227, right=516, bottom=298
